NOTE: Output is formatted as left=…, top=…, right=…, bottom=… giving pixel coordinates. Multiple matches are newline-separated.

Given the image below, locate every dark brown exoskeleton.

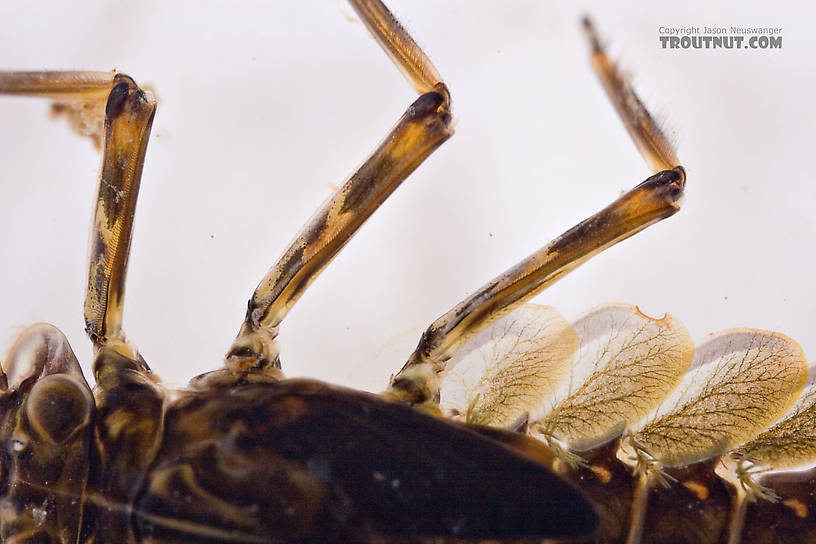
left=0, top=1, right=697, bottom=543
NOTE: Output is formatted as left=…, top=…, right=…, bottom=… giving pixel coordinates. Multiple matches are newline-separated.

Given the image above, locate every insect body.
left=0, top=1, right=604, bottom=541
left=0, top=1, right=812, bottom=544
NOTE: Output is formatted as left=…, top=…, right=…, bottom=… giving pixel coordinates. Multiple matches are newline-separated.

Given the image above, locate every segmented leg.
left=582, top=18, right=679, bottom=174
left=0, top=71, right=156, bottom=354
left=387, top=17, right=686, bottom=408
left=84, top=77, right=156, bottom=350
left=216, top=0, right=454, bottom=386
left=2, top=70, right=163, bottom=541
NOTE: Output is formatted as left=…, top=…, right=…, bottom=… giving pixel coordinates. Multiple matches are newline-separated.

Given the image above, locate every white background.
left=1, top=1, right=814, bottom=391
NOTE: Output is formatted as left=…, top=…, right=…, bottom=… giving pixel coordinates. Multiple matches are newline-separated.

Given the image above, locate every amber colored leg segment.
left=0, top=71, right=114, bottom=98
left=227, top=90, right=452, bottom=370
left=398, top=168, right=685, bottom=381
left=225, top=1, right=453, bottom=373
left=349, top=0, right=445, bottom=99
left=582, top=18, right=680, bottom=173
left=1, top=71, right=156, bottom=353
left=388, top=18, right=687, bottom=406
left=84, top=75, right=157, bottom=349
left=0, top=71, right=117, bottom=148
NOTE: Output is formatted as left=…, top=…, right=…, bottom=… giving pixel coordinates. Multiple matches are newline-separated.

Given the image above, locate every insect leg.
left=0, top=70, right=114, bottom=98
left=0, top=72, right=156, bottom=354
left=582, top=17, right=680, bottom=173
left=348, top=0, right=447, bottom=99
left=390, top=167, right=685, bottom=404
left=0, top=71, right=115, bottom=148
left=389, top=18, right=687, bottom=406
left=222, top=0, right=453, bottom=378
left=82, top=75, right=156, bottom=352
